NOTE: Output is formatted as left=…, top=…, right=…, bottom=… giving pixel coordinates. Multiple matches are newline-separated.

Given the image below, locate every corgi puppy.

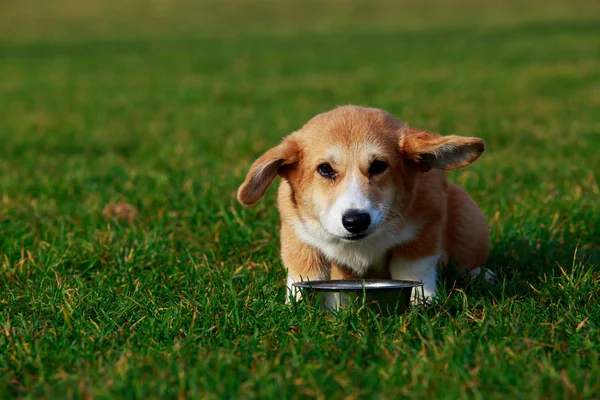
left=237, top=105, right=490, bottom=302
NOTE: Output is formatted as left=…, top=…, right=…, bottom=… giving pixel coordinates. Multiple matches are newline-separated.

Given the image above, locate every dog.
left=237, top=105, right=490, bottom=302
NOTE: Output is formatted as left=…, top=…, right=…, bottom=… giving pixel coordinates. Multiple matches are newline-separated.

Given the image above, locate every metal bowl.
left=293, top=279, right=423, bottom=316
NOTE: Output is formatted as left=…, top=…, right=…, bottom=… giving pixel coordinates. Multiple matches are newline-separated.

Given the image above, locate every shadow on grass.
left=441, top=237, right=599, bottom=302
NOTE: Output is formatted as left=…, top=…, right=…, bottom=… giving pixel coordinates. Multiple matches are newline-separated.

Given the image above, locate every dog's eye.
left=317, top=163, right=336, bottom=179
left=369, top=160, right=388, bottom=176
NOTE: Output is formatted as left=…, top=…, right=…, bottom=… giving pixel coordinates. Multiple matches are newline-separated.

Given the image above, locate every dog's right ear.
left=237, top=137, right=299, bottom=206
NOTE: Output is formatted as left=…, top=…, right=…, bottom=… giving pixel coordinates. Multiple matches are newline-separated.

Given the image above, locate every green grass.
left=1, top=0, right=599, bottom=398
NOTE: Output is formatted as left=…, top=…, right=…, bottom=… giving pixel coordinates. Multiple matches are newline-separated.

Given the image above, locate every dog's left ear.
left=399, top=127, right=485, bottom=171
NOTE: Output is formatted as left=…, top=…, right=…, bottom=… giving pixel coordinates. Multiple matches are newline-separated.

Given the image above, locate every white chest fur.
left=291, top=217, right=420, bottom=277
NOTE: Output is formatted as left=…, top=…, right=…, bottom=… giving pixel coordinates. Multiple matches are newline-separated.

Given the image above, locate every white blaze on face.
left=321, top=174, right=384, bottom=238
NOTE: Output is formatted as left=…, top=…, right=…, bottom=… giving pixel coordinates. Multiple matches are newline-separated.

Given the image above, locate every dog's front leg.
left=281, top=223, right=329, bottom=303
left=389, top=253, right=440, bottom=303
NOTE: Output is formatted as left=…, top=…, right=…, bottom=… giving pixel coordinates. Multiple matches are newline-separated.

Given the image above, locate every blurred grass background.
left=2, top=0, right=599, bottom=39
left=1, top=0, right=599, bottom=398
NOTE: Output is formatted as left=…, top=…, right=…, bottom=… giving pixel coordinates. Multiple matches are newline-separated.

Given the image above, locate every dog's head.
left=237, top=105, right=485, bottom=242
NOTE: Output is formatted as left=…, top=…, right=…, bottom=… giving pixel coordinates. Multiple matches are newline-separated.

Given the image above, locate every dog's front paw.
left=410, top=285, right=435, bottom=305
left=285, top=276, right=303, bottom=304
left=467, top=266, right=496, bottom=282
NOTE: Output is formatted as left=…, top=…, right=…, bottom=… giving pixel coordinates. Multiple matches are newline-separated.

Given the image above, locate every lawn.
left=1, top=0, right=599, bottom=398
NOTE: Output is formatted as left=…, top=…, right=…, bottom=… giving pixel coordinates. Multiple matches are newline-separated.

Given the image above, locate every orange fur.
left=238, top=105, right=490, bottom=301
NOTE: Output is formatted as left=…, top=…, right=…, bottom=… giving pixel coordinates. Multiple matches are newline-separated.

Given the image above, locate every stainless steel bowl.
left=293, top=279, right=423, bottom=316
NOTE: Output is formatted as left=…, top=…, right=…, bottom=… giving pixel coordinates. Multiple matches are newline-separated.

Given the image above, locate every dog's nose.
left=342, top=210, right=371, bottom=234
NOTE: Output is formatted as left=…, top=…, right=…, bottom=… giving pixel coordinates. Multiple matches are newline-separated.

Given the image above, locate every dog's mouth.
left=321, top=227, right=370, bottom=242
left=341, top=233, right=369, bottom=241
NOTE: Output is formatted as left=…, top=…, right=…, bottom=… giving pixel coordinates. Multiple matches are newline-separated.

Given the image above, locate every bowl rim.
left=292, top=279, right=423, bottom=291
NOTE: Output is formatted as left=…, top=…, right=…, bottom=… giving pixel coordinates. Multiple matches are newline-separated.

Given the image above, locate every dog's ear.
left=237, top=137, right=299, bottom=206
left=399, top=127, right=485, bottom=172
